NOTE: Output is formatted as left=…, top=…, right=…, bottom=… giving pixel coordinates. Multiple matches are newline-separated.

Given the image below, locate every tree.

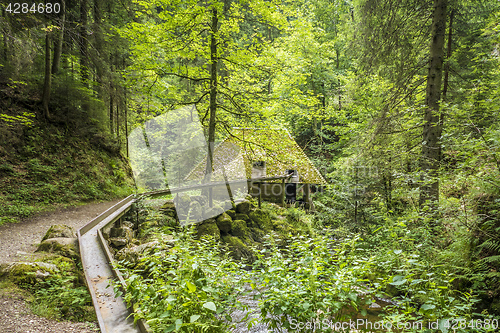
left=121, top=0, right=286, bottom=180
left=420, top=0, right=447, bottom=207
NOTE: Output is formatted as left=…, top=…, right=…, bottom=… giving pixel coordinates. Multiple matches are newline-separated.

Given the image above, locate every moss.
left=226, top=209, right=236, bottom=219
left=231, top=220, right=249, bottom=238
left=249, top=227, right=265, bottom=243
left=197, top=221, right=221, bottom=241
left=234, top=213, right=250, bottom=222
left=36, top=238, right=79, bottom=259
left=236, top=200, right=251, bottom=214
left=249, top=209, right=272, bottom=231
left=216, top=213, right=232, bottom=234
left=221, top=235, right=254, bottom=261
left=42, top=225, right=75, bottom=241
left=2, top=262, right=57, bottom=287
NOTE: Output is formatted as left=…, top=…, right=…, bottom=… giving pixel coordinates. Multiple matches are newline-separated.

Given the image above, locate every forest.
left=0, top=0, right=499, bottom=332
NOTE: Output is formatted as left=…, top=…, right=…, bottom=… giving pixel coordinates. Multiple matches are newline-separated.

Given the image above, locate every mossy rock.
left=226, top=210, right=236, bottom=219
left=249, top=227, right=265, bottom=243
left=42, top=225, right=76, bottom=241
left=221, top=235, right=254, bottom=261
left=116, top=241, right=161, bottom=265
left=1, top=262, right=58, bottom=286
left=234, top=213, right=250, bottom=222
left=236, top=200, right=251, bottom=214
left=249, top=209, right=272, bottom=231
left=216, top=213, right=232, bottom=234
left=36, top=238, right=80, bottom=259
left=197, top=221, right=221, bottom=241
left=231, top=220, right=249, bottom=238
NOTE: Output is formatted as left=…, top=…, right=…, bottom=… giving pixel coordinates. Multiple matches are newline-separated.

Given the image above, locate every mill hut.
left=185, top=128, right=327, bottom=208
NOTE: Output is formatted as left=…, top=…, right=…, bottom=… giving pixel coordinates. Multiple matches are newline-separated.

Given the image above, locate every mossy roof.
left=185, top=128, right=326, bottom=184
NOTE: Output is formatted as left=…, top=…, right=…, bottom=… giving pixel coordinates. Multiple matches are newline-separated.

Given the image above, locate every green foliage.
left=118, top=230, right=246, bottom=333
left=251, top=232, right=372, bottom=331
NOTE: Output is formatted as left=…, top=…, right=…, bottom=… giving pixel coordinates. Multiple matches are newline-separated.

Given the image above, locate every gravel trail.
left=0, top=200, right=120, bottom=264
left=0, top=200, right=121, bottom=333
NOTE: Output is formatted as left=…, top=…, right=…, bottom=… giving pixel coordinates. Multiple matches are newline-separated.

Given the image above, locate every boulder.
left=42, top=225, right=75, bottom=241
left=109, top=238, right=128, bottom=248
left=249, top=209, right=272, bottom=230
left=110, top=226, right=134, bottom=242
left=216, top=213, right=232, bottom=234
left=221, top=235, right=253, bottom=261
left=115, top=241, right=162, bottom=264
left=203, top=206, right=224, bottom=220
left=36, top=237, right=79, bottom=259
left=1, top=261, right=58, bottom=285
left=234, top=213, right=250, bottom=222
left=226, top=209, right=236, bottom=219
left=197, top=221, right=221, bottom=241
left=236, top=200, right=251, bottom=214
left=231, top=220, right=249, bottom=238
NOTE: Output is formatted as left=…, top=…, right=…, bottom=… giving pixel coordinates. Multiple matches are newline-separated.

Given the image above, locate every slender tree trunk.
left=420, top=0, right=447, bottom=207
left=125, top=89, right=129, bottom=158
left=42, top=33, right=52, bottom=120
left=51, top=0, right=65, bottom=75
left=442, top=9, right=454, bottom=101
left=80, top=0, right=89, bottom=83
left=204, top=8, right=219, bottom=182
left=109, top=84, right=114, bottom=135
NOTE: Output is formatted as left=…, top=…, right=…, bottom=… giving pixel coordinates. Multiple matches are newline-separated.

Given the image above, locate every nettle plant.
left=118, top=230, right=247, bottom=333
left=250, top=232, right=376, bottom=331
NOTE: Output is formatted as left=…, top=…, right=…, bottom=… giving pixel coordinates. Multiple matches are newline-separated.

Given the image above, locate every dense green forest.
left=1, top=0, right=500, bottom=331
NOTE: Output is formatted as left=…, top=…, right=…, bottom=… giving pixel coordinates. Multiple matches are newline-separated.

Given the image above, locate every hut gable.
left=185, top=128, right=326, bottom=184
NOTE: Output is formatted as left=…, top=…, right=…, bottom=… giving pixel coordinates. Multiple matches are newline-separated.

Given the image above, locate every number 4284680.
left=5, top=3, right=61, bottom=14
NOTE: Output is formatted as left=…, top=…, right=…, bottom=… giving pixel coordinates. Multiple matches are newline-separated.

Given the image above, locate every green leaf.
left=190, top=315, right=201, bottom=323
left=203, top=301, right=217, bottom=312
left=175, top=318, right=183, bottom=330
left=186, top=281, right=196, bottom=293
left=420, top=303, right=435, bottom=310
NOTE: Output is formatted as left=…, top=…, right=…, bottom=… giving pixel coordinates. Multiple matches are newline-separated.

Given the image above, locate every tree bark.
left=204, top=7, right=219, bottom=183
left=42, top=33, right=52, bottom=120
left=420, top=0, right=447, bottom=207
left=442, top=9, right=454, bottom=101
left=80, top=0, right=89, bottom=83
left=51, top=0, right=65, bottom=75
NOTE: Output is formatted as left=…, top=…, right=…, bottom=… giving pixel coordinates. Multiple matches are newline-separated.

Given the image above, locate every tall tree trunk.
left=442, top=9, right=454, bottom=101
left=125, top=89, right=129, bottom=158
left=51, top=0, right=65, bottom=75
left=420, top=0, right=447, bottom=207
left=80, top=0, right=89, bottom=83
left=42, top=33, right=52, bottom=120
left=204, top=8, right=219, bottom=182
left=109, top=83, right=114, bottom=135
left=93, top=0, right=105, bottom=98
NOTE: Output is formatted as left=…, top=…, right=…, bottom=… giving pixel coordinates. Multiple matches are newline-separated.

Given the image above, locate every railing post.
left=281, top=178, right=286, bottom=207
left=258, top=182, right=262, bottom=208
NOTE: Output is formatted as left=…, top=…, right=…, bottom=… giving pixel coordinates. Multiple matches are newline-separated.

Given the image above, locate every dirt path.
left=0, top=200, right=121, bottom=333
left=0, top=200, right=120, bottom=264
